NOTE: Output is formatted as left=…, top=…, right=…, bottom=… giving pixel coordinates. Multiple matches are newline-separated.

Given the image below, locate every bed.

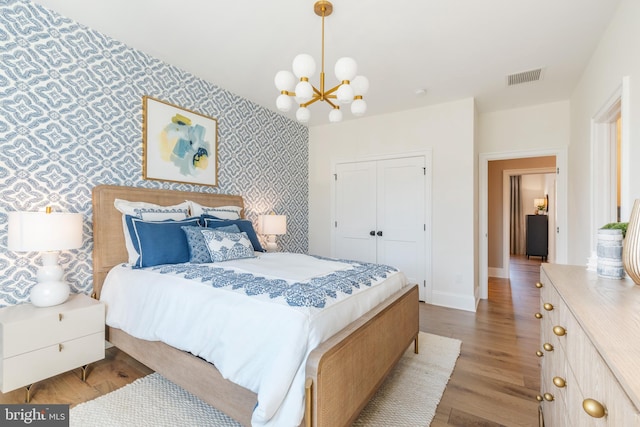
left=91, top=184, right=419, bottom=427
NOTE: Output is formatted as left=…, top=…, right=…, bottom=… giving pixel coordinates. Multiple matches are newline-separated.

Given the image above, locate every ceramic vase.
left=597, top=229, right=624, bottom=279
left=623, top=199, right=640, bottom=285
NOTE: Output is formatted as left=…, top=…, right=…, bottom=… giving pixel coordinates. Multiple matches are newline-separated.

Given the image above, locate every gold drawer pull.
left=583, top=398, right=607, bottom=418
left=543, top=393, right=554, bottom=402
left=543, top=303, right=554, bottom=311
left=536, top=350, right=544, bottom=357
left=553, top=376, right=566, bottom=388
left=553, top=326, right=567, bottom=337
left=534, top=312, right=543, bottom=319
left=536, top=395, right=543, bottom=402
left=535, top=282, right=543, bottom=288
left=58, top=343, right=63, bottom=352
left=59, top=313, right=63, bottom=321
left=543, top=343, right=554, bottom=352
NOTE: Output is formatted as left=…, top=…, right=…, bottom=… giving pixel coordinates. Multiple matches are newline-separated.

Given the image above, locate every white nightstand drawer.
left=0, top=294, right=104, bottom=358
left=0, top=331, right=104, bottom=392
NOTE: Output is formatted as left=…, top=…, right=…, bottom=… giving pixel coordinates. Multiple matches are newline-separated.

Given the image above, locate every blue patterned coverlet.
left=147, top=257, right=397, bottom=308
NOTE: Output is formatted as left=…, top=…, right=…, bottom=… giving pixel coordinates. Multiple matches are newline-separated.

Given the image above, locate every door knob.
left=370, top=230, right=376, bottom=236
left=377, top=231, right=383, bottom=236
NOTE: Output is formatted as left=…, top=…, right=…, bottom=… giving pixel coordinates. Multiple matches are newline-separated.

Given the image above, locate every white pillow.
left=188, top=200, right=242, bottom=219
left=114, top=199, right=190, bottom=264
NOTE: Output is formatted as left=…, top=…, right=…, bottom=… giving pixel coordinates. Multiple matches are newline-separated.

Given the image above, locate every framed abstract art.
left=142, top=96, right=218, bottom=187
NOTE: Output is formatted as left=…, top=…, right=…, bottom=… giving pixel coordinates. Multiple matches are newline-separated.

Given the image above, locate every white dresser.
left=538, top=264, right=640, bottom=426
left=0, top=293, right=105, bottom=400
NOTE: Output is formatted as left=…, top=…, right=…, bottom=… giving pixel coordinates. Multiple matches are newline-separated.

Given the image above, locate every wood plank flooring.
left=0, top=256, right=541, bottom=426
left=427, top=256, right=541, bottom=426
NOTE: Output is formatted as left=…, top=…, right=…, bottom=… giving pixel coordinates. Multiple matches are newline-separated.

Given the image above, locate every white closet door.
left=334, top=156, right=426, bottom=290
left=334, top=161, right=377, bottom=263
left=376, top=156, right=425, bottom=287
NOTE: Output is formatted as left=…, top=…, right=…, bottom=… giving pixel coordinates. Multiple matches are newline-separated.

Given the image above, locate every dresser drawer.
left=0, top=295, right=104, bottom=357
left=565, top=311, right=640, bottom=426
left=0, top=332, right=104, bottom=392
left=539, top=276, right=569, bottom=352
left=541, top=339, right=570, bottom=426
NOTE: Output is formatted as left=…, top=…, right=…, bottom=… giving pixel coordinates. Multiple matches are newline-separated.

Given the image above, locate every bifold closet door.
left=334, top=161, right=378, bottom=263
left=334, top=156, right=425, bottom=287
left=376, top=157, right=425, bottom=286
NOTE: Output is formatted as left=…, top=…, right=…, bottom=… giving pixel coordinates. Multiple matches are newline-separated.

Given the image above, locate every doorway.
left=479, top=149, right=567, bottom=300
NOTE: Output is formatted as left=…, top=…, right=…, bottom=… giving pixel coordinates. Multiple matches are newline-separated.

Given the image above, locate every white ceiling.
left=32, top=0, right=621, bottom=127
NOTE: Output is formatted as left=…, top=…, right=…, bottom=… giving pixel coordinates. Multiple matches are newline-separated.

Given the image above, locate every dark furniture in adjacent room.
left=526, top=214, right=548, bottom=261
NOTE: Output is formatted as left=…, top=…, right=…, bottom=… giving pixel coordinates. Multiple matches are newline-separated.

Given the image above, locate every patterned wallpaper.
left=0, top=0, right=309, bottom=306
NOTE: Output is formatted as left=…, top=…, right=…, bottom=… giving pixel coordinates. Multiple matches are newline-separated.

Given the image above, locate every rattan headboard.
left=91, top=185, right=244, bottom=298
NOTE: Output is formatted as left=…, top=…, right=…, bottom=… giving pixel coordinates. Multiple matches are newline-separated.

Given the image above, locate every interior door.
left=376, top=157, right=425, bottom=287
left=334, top=156, right=426, bottom=293
left=334, top=161, right=377, bottom=263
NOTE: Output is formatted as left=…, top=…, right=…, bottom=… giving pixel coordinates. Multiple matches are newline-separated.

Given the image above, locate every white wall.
left=478, top=101, right=570, bottom=285
left=309, top=98, right=478, bottom=311
left=479, top=101, right=570, bottom=153
left=569, top=0, right=640, bottom=265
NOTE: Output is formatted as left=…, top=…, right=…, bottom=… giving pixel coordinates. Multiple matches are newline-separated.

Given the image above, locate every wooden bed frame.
left=91, top=184, right=419, bottom=427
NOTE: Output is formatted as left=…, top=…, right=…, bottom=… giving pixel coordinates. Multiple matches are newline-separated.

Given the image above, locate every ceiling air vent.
left=507, top=68, right=544, bottom=86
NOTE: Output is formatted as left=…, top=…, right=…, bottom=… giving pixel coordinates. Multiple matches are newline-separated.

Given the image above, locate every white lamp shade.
left=351, top=98, right=367, bottom=116
left=292, top=54, right=316, bottom=78
left=334, top=57, right=357, bottom=81
left=329, top=109, right=343, bottom=123
left=296, top=106, right=310, bottom=123
left=534, top=198, right=546, bottom=209
left=8, top=211, right=83, bottom=252
left=274, top=70, right=296, bottom=91
left=294, top=80, right=314, bottom=103
left=336, top=83, right=354, bottom=104
left=260, top=214, right=287, bottom=235
left=351, top=75, right=369, bottom=96
left=276, top=94, right=293, bottom=112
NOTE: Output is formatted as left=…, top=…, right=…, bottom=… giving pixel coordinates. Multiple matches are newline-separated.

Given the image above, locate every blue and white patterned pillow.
left=181, top=224, right=241, bottom=263
left=200, top=229, right=255, bottom=262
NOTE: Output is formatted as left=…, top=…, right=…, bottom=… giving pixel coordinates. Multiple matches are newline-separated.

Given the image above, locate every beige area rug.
left=71, top=332, right=461, bottom=427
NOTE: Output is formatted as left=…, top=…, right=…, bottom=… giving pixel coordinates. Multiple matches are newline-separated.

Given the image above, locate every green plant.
left=601, top=222, right=629, bottom=238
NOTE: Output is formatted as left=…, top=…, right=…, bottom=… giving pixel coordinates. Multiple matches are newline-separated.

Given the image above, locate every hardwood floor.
left=0, top=256, right=542, bottom=426
left=426, top=255, right=541, bottom=427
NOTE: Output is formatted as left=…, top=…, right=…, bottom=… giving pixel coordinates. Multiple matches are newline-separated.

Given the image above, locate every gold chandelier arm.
left=301, top=95, right=323, bottom=108
left=323, top=98, right=339, bottom=109
left=323, top=83, right=341, bottom=97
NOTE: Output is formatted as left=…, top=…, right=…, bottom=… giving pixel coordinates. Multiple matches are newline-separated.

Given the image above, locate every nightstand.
left=0, top=293, right=105, bottom=401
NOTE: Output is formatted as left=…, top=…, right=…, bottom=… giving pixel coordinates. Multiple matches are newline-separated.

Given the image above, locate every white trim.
left=431, top=289, right=477, bottom=312
left=488, top=267, right=508, bottom=278
left=589, top=76, right=630, bottom=259
left=479, top=148, right=567, bottom=299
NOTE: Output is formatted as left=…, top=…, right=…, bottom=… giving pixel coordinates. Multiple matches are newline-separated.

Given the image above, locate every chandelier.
left=274, top=1, right=369, bottom=124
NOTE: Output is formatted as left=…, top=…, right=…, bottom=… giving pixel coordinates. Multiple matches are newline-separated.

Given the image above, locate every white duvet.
left=100, top=252, right=407, bottom=426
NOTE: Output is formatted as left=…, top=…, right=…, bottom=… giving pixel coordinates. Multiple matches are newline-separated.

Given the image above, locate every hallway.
left=424, top=255, right=542, bottom=426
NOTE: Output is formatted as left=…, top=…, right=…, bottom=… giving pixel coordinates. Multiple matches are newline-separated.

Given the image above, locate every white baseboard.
left=488, top=267, right=509, bottom=278
left=431, top=290, right=477, bottom=312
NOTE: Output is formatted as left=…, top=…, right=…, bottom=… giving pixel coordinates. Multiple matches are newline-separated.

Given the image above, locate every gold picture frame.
left=142, top=96, right=218, bottom=187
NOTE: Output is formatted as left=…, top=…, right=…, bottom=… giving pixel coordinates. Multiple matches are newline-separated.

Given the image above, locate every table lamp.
left=259, top=213, right=287, bottom=252
left=534, top=198, right=546, bottom=214
left=8, top=207, right=83, bottom=307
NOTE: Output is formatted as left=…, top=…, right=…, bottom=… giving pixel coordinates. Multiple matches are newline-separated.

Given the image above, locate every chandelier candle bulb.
left=274, top=1, right=368, bottom=124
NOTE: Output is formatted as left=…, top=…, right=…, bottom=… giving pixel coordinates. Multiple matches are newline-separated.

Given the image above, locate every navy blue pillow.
left=201, top=215, right=265, bottom=252
left=125, top=216, right=200, bottom=268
